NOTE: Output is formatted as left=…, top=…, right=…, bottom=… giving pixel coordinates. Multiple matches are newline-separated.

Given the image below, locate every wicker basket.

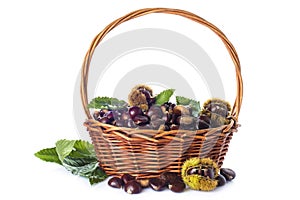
left=81, top=8, right=243, bottom=179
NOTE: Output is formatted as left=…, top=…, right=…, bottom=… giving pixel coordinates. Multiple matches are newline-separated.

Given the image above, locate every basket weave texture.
left=81, top=8, right=243, bottom=179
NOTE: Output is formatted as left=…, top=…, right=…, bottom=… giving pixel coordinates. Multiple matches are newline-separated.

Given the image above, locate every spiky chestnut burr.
left=181, top=157, right=219, bottom=191
left=128, top=84, right=154, bottom=111
left=202, top=98, right=231, bottom=117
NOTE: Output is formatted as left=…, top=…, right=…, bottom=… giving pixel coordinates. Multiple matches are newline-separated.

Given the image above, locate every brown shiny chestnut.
left=168, top=181, right=185, bottom=193
left=124, top=180, right=142, bottom=194
left=108, top=177, right=123, bottom=188
left=121, top=173, right=135, bottom=184
left=149, top=178, right=166, bottom=191
left=220, top=168, right=236, bottom=181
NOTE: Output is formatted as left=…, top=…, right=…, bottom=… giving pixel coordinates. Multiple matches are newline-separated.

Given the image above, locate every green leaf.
left=89, top=167, right=108, bottom=185
left=55, top=139, right=76, bottom=162
left=87, top=96, right=128, bottom=110
left=176, top=96, right=201, bottom=117
left=34, top=147, right=62, bottom=165
left=189, top=100, right=201, bottom=117
left=63, top=156, right=97, bottom=168
left=155, top=89, right=175, bottom=105
left=176, top=96, right=191, bottom=105
left=35, top=139, right=107, bottom=185
left=69, top=140, right=96, bottom=158
left=63, top=159, right=98, bottom=177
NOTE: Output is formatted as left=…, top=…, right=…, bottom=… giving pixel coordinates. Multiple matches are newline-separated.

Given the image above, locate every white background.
left=1, top=0, right=300, bottom=199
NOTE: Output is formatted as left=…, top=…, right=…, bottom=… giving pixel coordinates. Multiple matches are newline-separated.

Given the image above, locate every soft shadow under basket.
left=81, top=8, right=243, bottom=179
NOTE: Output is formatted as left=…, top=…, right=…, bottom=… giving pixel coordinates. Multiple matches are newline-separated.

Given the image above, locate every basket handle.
left=80, top=8, right=243, bottom=121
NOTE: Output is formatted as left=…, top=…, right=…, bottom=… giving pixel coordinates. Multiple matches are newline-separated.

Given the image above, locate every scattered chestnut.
left=168, top=181, right=185, bottom=193
left=137, top=179, right=150, bottom=188
left=160, top=172, right=178, bottom=184
left=220, top=168, right=236, bottom=181
left=149, top=178, right=166, bottom=191
left=121, top=173, right=135, bottom=184
left=216, top=174, right=226, bottom=187
left=124, top=180, right=142, bottom=194
left=108, top=177, right=123, bottom=188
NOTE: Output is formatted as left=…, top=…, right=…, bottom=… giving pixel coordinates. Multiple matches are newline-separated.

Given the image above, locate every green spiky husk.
left=181, top=157, right=219, bottom=191
left=128, top=84, right=153, bottom=111
left=132, top=84, right=153, bottom=96
left=183, top=175, right=218, bottom=191
left=210, top=113, right=230, bottom=127
left=128, top=89, right=148, bottom=111
left=203, top=98, right=231, bottom=112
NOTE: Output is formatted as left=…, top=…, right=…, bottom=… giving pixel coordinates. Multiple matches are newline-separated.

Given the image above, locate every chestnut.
left=149, top=178, right=166, bottom=191
left=170, top=124, right=179, bottom=130
left=124, top=180, right=142, bottom=194
left=137, top=179, right=150, bottom=188
left=216, top=174, right=226, bottom=187
left=220, top=168, right=236, bottom=181
left=173, top=105, right=190, bottom=116
left=93, top=110, right=100, bottom=120
left=202, top=168, right=214, bottom=179
left=133, top=115, right=150, bottom=125
left=121, top=173, right=135, bottom=184
left=129, top=106, right=143, bottom=119
left=168, top=181, right=185, bottom=193
left=151, top=119, right=165, bottom=129
left=98, top=117, right=111, bottom=124
left=176, top=116, right=194, bottom=125
left=108, top=177, right=123, bottom=188
left=160, top=172, right=179, bottom=184
left=147, top=105, right=163, bottom=118
left=186, top=167, right=200, bottom=175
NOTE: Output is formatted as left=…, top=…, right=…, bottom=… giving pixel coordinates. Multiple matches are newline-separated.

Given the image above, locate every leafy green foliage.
left=176, top=96, right=201, bottom=117
left=34, top=147, right=62, bottom=165
left=155, top=89, right=175, bottom=105
left=55, top=139, right=76, bottom=162
left=89, top=167, right=108, bottom=185
left=34, top=139, right=107, bottom=185
left=87, top=96, right=128, bottom=110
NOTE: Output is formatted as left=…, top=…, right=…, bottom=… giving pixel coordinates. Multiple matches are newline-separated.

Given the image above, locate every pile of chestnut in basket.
left=90, top=84, right=232, bottom=131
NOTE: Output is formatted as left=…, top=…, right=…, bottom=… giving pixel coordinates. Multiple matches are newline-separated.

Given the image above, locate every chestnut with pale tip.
left=149, top=178, right=166, bottom=191
left=124, top=180, right=142, bottom=194
left=220, top=168, right=236, bottom=181
left=168, top=181, right=185, bottom=193
left=121, top=173, right=135, bottom=184
left=108, top=177, right=123, bottom=188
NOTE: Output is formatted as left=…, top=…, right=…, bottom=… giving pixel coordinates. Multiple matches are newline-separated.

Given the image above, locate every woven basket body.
left=81, top=8, right=243, bottom=179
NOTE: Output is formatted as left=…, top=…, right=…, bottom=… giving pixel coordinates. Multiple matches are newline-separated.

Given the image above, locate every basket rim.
left=86, top=116, right=236, bottom=178
left=84, top=116, right=238, bottom=143
left=80, top=7, right=243, bottom=121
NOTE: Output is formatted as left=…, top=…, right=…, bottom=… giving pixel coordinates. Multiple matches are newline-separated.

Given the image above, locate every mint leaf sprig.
left=155, top=89, right=175, bottom=105
left=88, top=97, right=128, bottom=110
left=176, top=96, right=201, bottom=117
left=35, top=139, right=107, bottom=185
